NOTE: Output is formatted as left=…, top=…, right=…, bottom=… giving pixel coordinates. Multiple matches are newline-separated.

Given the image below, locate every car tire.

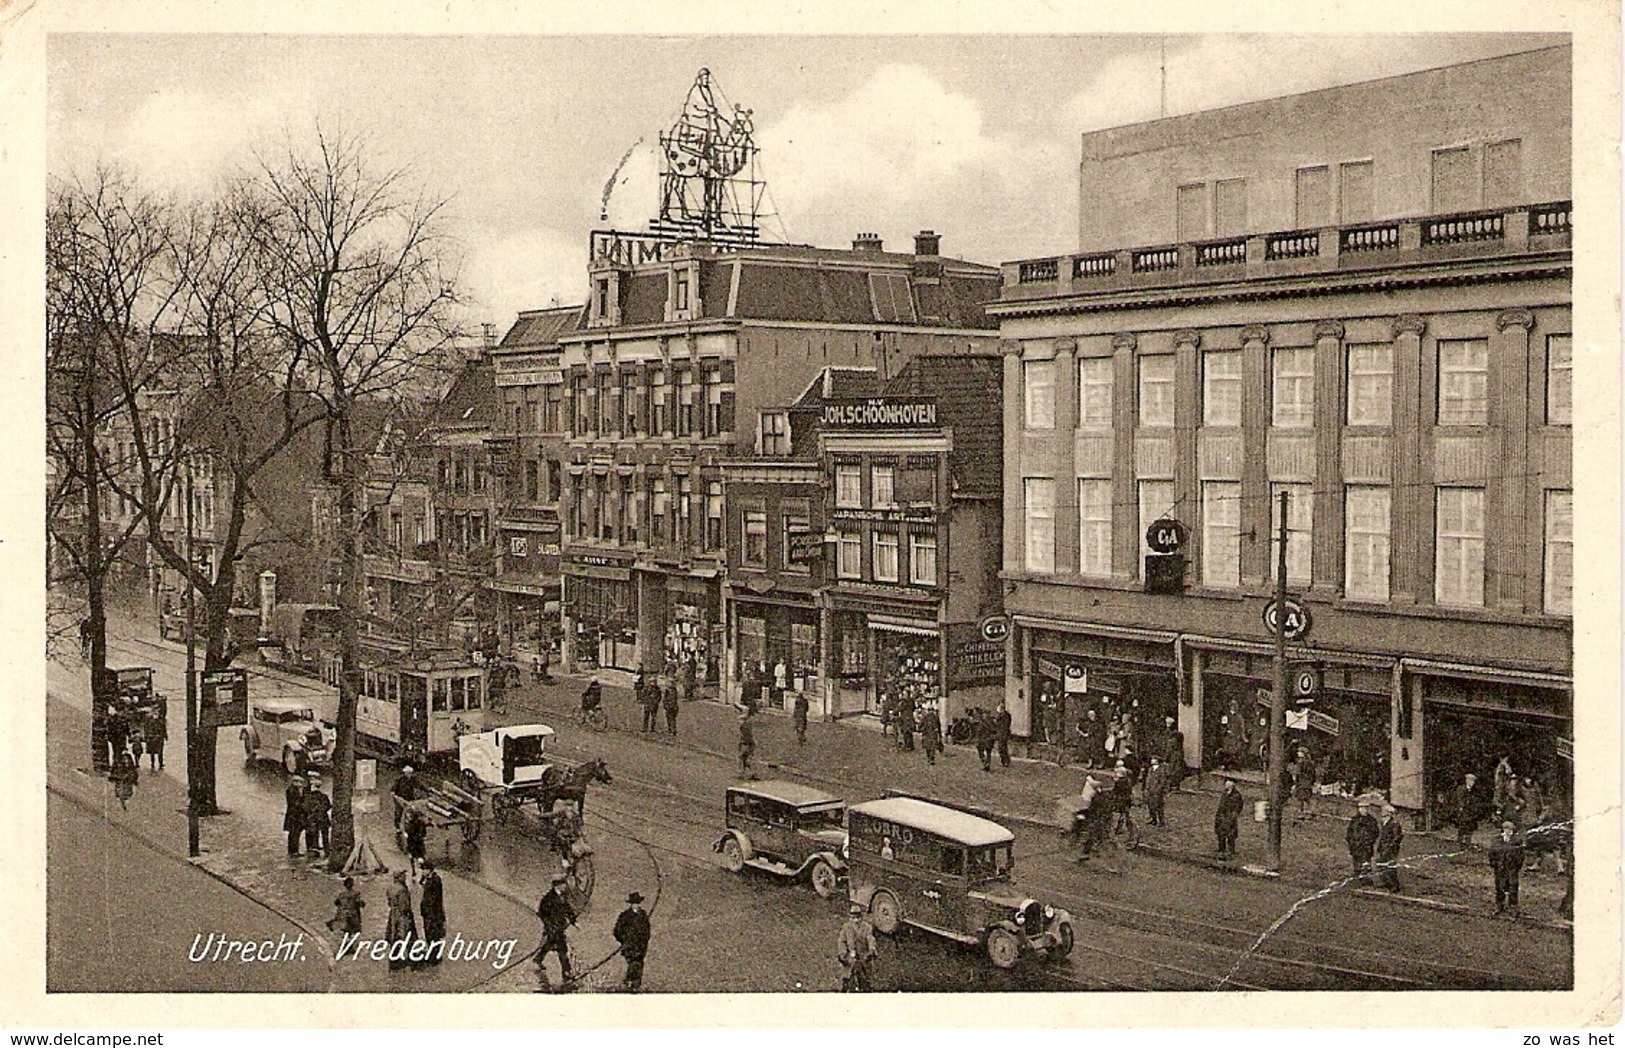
left=1051, top=921, right=1075, bottom=961
left=869, top=889, right=901, bottom=935
left=719, top=835, right=745, bottom=873
left=986, top=926, right=1021, bottom=970
left=809, top=859, right=838, bottom=899
left=243, top=734, right=256, bottom=760
left=283, top=747, right=303, bottom=775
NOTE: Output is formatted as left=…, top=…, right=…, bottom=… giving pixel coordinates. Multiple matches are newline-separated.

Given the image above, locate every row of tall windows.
left=566, top=364, right=734, bottom=439
left=567, top=475, right=723, bottom=552
left=1023, top=335, right=1572, bottom=430
left=826, top=526, right=937, bottom=586
left=1021, top=476, right=1572, bottom=615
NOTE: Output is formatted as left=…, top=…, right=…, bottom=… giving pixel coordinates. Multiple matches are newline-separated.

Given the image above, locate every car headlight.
left=1045, top=905, right=1055, bottom=920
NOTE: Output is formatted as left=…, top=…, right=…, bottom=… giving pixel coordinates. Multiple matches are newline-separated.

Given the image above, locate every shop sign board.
left=786, top=528, right=823, bottom=563
left=821, top=398, right=938, bottom=430
left=1063, top=664, right=1088, bottom=694
left=948, top=635, right=1005, bottom=688
left=1262, top=597, right=1312, bottom=641
left=978, top=615, right=1009, bottom=643
left=198, top=667, right=248, bottom=729
left=1035, top=657, right=1064, bottom=681
left=1145, top=517, right=1189, bottom=554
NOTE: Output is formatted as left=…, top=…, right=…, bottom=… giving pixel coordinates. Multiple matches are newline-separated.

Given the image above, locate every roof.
left=494, top=724, right=556, bottom=740
left=848, top=797, right=1015, bottom=847
left=498, top=306, right=585, bottom=349
left=883, top=355, right=1004, bottom=495
left=253, top=698, right=316, bottom=713
left=431, top=357, right=497, bottom=429
left=789, top=366, right=883, bottom=410
left=729, top=780, right=843, bottom=809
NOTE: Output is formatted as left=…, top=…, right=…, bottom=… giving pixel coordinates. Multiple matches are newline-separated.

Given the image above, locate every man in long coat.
left=1488, top=820, right=1526, bottom=917
left=419, top=861, right=446, bottom=966
left=1214, top=779, right=1245, bottom=859
left=535, top=874, right=577, bottom=990
left=304, top=777, right=333, bottom=858
left=385, top=870, right=418, bottom=972
left=1346, top=802, right=1380, bottom=884
left=918, top=705, right=943, bottom=766
left=1374, top=805, right=1405, bottom=892
left=1143, top=756, right=1171, bottom=827
left=995, top=702, right=1013, bottom=768
left=613, top=890, right=652, bottom=992
left=284, top=776, right=307, bottom=856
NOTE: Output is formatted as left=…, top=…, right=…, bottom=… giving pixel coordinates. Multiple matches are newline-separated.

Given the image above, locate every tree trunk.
left=327, top=407, right=362, bottom=872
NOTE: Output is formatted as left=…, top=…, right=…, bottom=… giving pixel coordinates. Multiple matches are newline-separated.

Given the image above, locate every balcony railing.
left=1000, top=200, right=1570, bottom=300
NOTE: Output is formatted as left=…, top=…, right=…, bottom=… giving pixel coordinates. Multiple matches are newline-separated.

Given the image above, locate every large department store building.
left=990, top=46, right=1573, bottom=819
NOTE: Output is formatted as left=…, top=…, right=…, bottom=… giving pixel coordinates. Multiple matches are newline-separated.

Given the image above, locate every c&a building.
left=990, top=46, right=1572, bottom=821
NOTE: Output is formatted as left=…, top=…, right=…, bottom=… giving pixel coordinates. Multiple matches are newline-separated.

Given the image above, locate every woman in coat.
left=418, top=862, right=446, bottom=966
left=385, top=870, right=418, bottom=971
left=110, top=745, right=139, bottom=810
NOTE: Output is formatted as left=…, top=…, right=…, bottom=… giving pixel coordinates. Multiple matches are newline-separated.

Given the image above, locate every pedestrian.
left=403, top=806, right=428, bottom=877
left=995, top=702, right=1012, bottom=768
left=391, top=764, right=419, bottom=830
left=897, top=697, right=916, bottom=752
left=535, top=873, right=577, bottom=990
left=304, top=775, right=333, bottom=859
left=737, top=707, right=756, bottom=779
left=613, top=890, right=652, bottom=992
left=1289, top=747, right=1315, bottom=821
left=1346, top=802, right=1380, bottom=885
left=1488, top=821, right=1526, bottom=917
left=636, top=671, right=656, bottom=733
left=1375, top=805, right=1405, bottom=892
left=385, top=869, right=418, bottom=971
left=678, top=657, right=696, bottom=707
left=1110, top=759, right=1136, bottom=843
left=328, top=876, right=365, bottom=935
left=1498, top=774, right=1530, bottom=830
left=419, top=861, right=445, bottom=967
left=793, top=689, right=809, bottom=747
left=144, top=704, right=167, bottom=771
left=1163, top=716, right=1187, bottom=787
left=974, top=708, right=998, bottom=773
left=772, top=658, right=789, bottom=712
left=1069, top=774, right=1104, bottom=861
left=109, top=744, right=139, bottom=810
left=284, top=774, right=307, bottom=855
left=1452, top=773, right=1486, bottom=848
left=837, top=901, right=878, bottom=992
left=1214, top=779, right=1244, bottom=859
left=661, top=674, right=679, bottom=736
left=918, top=704, right=942, bottom=766
left=1144, top=755, right=1170, bottom=827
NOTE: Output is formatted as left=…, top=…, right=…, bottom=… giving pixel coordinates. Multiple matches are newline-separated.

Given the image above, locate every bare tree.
left=254, top=129, right=464, bottom=869
left=46, top=169, right=176, bottom=771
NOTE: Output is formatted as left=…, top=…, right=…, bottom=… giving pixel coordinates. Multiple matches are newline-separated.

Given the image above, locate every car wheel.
left=809, top=859, right=838, bottom=899
left=986, top=926, right=1021, bottom=970
left=283, top=747, right=302, bottom=775
left=243, top=734, right=256, bottom=760
left=869, top=889, right=901, bottom=935
left=1051, top=921, right=1075, bottom=961
left=719, top=836, right=745, bottom=873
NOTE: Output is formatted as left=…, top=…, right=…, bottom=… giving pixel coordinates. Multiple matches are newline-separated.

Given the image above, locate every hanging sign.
left=1145, top=517, right=1189, bottom=555
left=198, top=667, right=249, bottom=729
left=1063, top=664, right=1088, bottom=694
left=1262, top=597, right=1312, bottom=641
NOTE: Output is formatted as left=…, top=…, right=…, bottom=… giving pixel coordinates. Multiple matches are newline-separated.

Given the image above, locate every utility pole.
left=1266, top=489, right=1289, bottom=872
left=184, top=464, right=200, bottom=857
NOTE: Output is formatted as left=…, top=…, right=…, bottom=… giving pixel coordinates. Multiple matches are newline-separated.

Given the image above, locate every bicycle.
left=578, top=702, right=608, bottom=731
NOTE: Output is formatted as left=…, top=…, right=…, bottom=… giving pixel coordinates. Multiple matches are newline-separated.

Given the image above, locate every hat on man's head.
left=401, top=764, right=415, bottom=774
left=627, top=891, right=644, bottom=904
left=849, top=902, right=865, bottom=915
left=552, top=873, right=569, bottom=885
left=1502, top=820, right=1517, bottom=831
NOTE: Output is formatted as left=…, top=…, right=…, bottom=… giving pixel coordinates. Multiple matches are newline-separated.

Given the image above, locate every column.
left=1172, top=331, right=1202, bottom=550
left=1000, top=340, right=1025, bottom=574
left=1490, top=308, right=1533, bottom=610
left=1390, top=315, right=1426, bottom=605
left=1239, top=325, right=1271, bottom=587
left=1111, top=333, right=1140, bottom=581
left=819, top=597, right=834, bottom=720
left=1311, top=320, right=1346, bottom=598
left=1053, top=338, right=1080, bottom=575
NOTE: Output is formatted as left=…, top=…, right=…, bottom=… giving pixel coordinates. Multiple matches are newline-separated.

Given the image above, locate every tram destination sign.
left=822, top=398, right=938, bottom=430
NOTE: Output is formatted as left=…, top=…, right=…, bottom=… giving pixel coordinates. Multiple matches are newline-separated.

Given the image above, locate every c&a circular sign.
left=978, top=615, right=1010, bottom=643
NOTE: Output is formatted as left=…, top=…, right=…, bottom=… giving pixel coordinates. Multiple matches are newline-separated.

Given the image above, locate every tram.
left=356, top=649, right=489, bottom=762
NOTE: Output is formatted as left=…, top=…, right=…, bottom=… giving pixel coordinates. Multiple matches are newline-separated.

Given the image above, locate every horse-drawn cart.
left=394, top=777, right=485, bottom=870
left=454, top=724, right=612, bottom=901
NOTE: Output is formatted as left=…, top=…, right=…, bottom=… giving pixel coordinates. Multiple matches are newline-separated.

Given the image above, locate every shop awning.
left=868, top=615, right=938, bottom=638
left=1011, top=615, right=1178, bottom=646
left=1400, top=657, right=1572, bottom=693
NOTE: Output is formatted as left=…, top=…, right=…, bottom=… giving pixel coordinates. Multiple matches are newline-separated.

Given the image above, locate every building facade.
left=488, top=306, right=584, bottom=660
left=994, top=46, right=1572, bottom=820
left=557, top=229, right=1002, bottom=682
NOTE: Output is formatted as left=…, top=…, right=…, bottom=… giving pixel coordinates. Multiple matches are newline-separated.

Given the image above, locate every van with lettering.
left=845, top=796, right=1074, bottom=969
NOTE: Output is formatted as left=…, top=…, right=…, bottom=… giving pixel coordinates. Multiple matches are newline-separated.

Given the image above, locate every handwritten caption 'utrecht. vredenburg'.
left=188, top=932, right=519, bottom=969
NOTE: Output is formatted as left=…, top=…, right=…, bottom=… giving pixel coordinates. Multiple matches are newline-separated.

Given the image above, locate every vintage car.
left=845, top=796, right=1075, bottom=969
left=457, top=723, right=556, bottom=790
left=241, top=698, right=336, bottom=774
left=713, top=781, right=847, bottom=898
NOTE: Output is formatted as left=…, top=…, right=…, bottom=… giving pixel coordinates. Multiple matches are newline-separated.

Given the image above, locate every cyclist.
left=579, top=677, right=605, bottom=728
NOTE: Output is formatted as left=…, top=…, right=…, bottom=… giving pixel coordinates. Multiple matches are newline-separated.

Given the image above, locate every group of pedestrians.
left=1344, top=800, right=1406, bottom=891
left=282, top=773, right=334, bottom=859
left=634, top=662, right=689, bottom=736
left=533, top=874, right=652, bottom=993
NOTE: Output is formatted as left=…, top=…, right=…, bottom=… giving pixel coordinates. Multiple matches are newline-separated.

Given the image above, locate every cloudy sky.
left=47, top=32, right=1563, bottom=333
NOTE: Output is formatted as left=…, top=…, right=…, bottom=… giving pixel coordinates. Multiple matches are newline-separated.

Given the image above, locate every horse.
left=540, top=758, right=613, bottom=816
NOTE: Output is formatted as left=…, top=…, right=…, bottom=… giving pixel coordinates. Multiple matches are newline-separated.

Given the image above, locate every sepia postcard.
left=1, top=0, right=1619, bottom=1034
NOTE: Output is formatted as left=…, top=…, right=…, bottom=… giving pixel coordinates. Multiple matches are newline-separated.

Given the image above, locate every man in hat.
left=737, top=706, right=757, bottom=778
left=1375, top=804, right=1405, bottom=892
left=391, top=764, right=419, bottom=830
left=837, top=901, right=878, bottom=992
left=283, top=774, right=307, bottom=856
left=1488, top=820, right=1526, bottom=917
left=535, top=873, right=577, bottom=990
left=1346, top=801, right=1380, bottom=885
left=304, top=774, right=333, bottom=859
left=613, top=891, right=652, bottom=992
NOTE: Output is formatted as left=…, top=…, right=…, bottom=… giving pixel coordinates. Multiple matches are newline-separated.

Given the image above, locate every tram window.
left=465, top=675, right=482, bottom=710
left=432, top=679, right=450, bottom=712
left=386, top=675, right=398, bottom=704
left=450, top=676, right=466, bottom=712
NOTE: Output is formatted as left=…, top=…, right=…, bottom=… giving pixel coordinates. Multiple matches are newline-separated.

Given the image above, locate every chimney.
left=852, top=232, right=884, bottom=253
left=481, top=323, right=497, bottom=348
left=913, top=230, right=941, bottom=257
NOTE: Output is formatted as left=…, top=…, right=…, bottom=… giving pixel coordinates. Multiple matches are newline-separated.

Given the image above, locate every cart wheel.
left=986, top=926, right=1021, bottom=970
left=809, top=859, right=838, bottom=899
left=568, top=854, right=595, bottom=900
left=869, top=889, right=901, bottom=935
left=492, top=792, right=514, bottom=824
left=1050, top=921, right=1075, bottom=962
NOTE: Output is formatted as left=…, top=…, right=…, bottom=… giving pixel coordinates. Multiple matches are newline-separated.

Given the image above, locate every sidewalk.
left=47, top=692, right=536, bottom=992
left=503, top=672, right=1570, bottom=925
